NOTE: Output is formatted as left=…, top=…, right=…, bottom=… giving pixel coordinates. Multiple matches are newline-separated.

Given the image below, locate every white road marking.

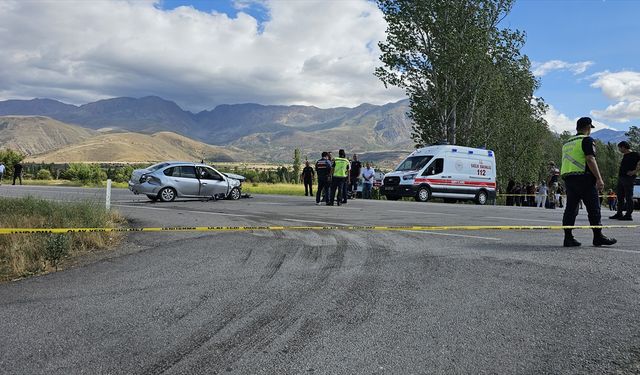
left=388, top=209, right=456, bottom=216
left=485, top=216, right=558, bottom=223
left=401, top=230, right=501, bottom=241
left=112, top=204, right=251, bottom=217
left=282, top=218, right=351, bottom=226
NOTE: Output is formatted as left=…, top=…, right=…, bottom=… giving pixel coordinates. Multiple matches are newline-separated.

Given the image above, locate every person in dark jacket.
left=349, top=154, right=362, bottom=199
left=301, top=161, right=315, bottom=197
left=609, top=141, right=640, bottom=221
left=315, top=152, right=332, bottom=205
left=13, top=162, right=23, bottom=185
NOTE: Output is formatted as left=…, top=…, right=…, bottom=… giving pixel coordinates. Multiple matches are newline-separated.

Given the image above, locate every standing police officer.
left=561, top=117, right=616, bottom=247
left=315, top=152, right=332, bottom=205
left=329, top=150, right=350, bottom=206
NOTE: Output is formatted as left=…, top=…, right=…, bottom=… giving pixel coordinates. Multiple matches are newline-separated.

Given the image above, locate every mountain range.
left=0, top=96, right=631, bottom=166
left=0, top=96, right=414, bottom=164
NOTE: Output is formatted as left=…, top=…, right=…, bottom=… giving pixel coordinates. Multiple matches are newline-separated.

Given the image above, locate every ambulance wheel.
left=385, top=194, right=401, bottom=201
left=415, top=187, right=431, bottom=202
left=475, top=190, right=489, bottom=205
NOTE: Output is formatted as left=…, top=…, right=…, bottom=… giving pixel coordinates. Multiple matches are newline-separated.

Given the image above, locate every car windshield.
left=147, top=162, right=171, bottom=172
left=396, top=156, right=433, bottom=172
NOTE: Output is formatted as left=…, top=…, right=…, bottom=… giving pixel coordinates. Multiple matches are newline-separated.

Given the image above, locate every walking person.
left=315, top=152, right=332, bottom=205
left=561, top=117, right=616, bottom=247
left=609, top=141, right=640, bottom=221
left=12, top=162, right=23, bottom=185
left=361, top=162, right=375, bottom=199
left=548, top=162, right=560, bottom=208
left=329, top=150, right=350, bottom=206
left=349, top=154, right=362, bottom=199
left=607, top=190, right=617, bottom=211
left=301, top=161, right=315, bottom=197
left=0, top=162, right=5, bottom=185
left=537, top=182, right=548, bottom=208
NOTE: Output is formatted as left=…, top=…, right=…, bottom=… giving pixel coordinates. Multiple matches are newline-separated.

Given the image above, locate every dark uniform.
left=315, top=158, right=332, bottom=204
left=561, top=117, right=616, bottom=247
left=302, top=165, right=315, bottom=196
left=349, top=159, right=362, bottom=198
left=13, top=163, right=23, bottom=186
left=612, top=148, right=640, bottom=220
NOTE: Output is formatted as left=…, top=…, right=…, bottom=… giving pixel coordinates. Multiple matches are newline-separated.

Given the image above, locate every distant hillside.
left=591, top=129, right=628, bottom=144
left=26, top=131, right=249, bottom=164
left=0, top=116, right=97, bottom=155
left=0, top=96, right=415, bottom=163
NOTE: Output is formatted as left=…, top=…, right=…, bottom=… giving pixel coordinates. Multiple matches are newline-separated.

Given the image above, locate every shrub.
left=63, top=164, right=107, bottom=185
left=36, top=169, right=53, bottom=180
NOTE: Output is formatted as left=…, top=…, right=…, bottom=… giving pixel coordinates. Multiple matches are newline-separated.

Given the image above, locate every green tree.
left=625, top=125, right=640, bottom=150
left=292, top=149, right=301, bottom=184
left=0, top=149, right=25, bottom=177
left=376, top=0, right=549, bottom=186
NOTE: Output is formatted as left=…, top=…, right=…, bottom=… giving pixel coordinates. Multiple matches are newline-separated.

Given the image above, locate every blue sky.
left=160, top=0, right=640, bottom=132
left=503, top=0, right=640, bottom=132
left=1, top=0, right=638, bottom=132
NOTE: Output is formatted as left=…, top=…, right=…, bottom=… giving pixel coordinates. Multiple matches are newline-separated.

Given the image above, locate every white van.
left=382, top=145, right=496, bottom=205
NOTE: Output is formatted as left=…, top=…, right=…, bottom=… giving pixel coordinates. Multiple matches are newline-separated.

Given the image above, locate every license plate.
left=384, top=186, right=394, bottom=191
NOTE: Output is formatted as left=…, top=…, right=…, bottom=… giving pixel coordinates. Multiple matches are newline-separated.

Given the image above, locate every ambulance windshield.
left=396, top=155, right=433, bottom=172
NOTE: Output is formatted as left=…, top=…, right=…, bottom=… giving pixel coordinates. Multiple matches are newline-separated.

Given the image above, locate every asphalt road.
left=1, top=185, right=639, bottom=374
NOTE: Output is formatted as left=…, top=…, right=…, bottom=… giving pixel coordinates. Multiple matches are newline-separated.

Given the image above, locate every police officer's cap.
left=576, top=117, right=595, bottom=130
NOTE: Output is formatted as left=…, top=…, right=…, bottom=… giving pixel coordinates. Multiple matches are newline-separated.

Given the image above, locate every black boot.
left=592, top=228, right=617, bottom=246
left=609, top=213, right=623, bottom=219
left=563, top=230, right=581, bottom=247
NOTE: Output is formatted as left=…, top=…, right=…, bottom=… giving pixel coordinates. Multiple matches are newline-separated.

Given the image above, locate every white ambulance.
left=382, top=145, right=497, bottom=205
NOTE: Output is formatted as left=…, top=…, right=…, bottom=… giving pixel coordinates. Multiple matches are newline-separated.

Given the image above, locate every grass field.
left=243, top=183, right=307, bottom=196
left=0, top=197, right=125, bottom=282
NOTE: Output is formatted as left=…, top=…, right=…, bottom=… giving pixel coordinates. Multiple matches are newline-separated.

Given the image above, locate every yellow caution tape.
left=0, top=224, right=638, bottom=235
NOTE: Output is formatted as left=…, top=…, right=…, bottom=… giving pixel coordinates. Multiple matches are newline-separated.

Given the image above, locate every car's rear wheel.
left=476, top=190, right=489, bottom=205
left=227, top=187, right=241, bottom=200
left=415, top=186, right=431, bottom=202
left=159, top=187, right=177, bottom=202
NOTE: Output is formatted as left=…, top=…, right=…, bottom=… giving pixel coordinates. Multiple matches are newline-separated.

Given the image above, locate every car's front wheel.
left=227, top=187, right=241, bottom=200
left=159, top=187, right=177, bottom=202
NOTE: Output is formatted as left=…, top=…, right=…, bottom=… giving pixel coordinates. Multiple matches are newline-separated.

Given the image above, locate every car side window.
left=198, top=167, right=223, bottom=181
left=423, top=158, right=444, bottom=176
left=163, top=167, right=175, bottom=177
left=177, top=166, right=197, bottom=179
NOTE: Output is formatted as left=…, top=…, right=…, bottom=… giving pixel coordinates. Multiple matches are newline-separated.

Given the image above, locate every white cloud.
left=590, top=70, right=640, bottom=122
left=0, top=0, right=405, bottom=111
left=544, top=105, right=612, bottom=133
left=532, top=60, right=594, bottom=77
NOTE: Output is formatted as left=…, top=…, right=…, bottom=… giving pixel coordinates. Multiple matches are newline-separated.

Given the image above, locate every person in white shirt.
left=362, top=163, right=375, bottom=199
left=537, top=181, right=548, bottom=208
left=0, top=162, right=5, bottom=185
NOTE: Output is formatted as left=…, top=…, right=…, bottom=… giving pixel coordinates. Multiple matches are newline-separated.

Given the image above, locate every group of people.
left=300, top=150, right=376, bottom=206
left=505, top=179, right=563, bottom=209
left=0, top=162, right=22, bottom=186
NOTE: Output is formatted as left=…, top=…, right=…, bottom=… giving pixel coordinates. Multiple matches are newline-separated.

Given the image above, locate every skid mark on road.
left=401, top=230, right=501, bottom=241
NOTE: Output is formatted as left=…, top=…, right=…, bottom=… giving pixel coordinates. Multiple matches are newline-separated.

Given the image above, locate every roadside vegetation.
left=0, top=197, right=125, bottom=282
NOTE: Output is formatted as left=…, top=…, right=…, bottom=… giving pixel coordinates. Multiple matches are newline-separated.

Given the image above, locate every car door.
left=171, top=165, right=201, bottom=197
left=197, top=167, right=228, bottom=197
